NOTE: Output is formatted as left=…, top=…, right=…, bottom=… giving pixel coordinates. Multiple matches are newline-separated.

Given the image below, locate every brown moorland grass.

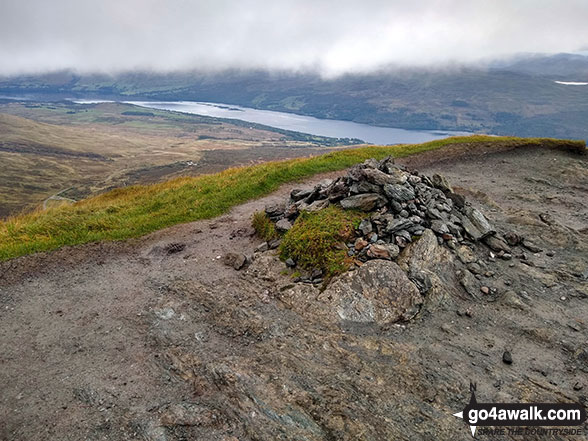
left=0, top=135, right=584, bottom=261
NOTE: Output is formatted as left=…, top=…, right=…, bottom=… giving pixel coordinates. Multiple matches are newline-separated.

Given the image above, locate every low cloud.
left=1, top=0, right=587, bottom=76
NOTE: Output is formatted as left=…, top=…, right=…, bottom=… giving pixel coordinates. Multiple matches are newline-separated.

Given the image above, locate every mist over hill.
left=1, top=53, right=588, bottom=141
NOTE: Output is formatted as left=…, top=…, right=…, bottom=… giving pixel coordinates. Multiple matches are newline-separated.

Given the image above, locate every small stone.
left=222, top=252, right=247, bottom=270
left=519, top=290, right=531, bottom=300
left=255, top=242, right=269, bottom=253
left=430, top=220, right=450, bottom=235
left=290, top=188, right=312, bottom=201
left=354, top=238, right=369, bottom=251
left=522, top=239, right=542, bottom=253
left=275, top=219, right=292, bottom=232
left=480, top=286, right=490, bottom=295
left=358, top=219, right=373, bottom=235
left=165, top=242, right=186, bottom=254
left=467, top=262, right=482, bottom=274
left=503, top=231, right=521, bottom=246
left=502, top=350, right=513, bottom=365
left=431, top=174, right=453, bottom=193
left=265, top=203, right=285, bottom=219
left=285, top=258, right=296, bottom=268
left=367, top=243, right=400, bottom=260
left=546, top=251, right=555, bottom=257
left=310, top=269, right=323, bottom=280
left=268, top=238, right=281, bottom=249
left=573, top=382, right=584, bottom=391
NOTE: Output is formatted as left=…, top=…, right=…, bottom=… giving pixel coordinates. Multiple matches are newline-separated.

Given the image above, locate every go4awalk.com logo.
left=453, top=383, right=587, bottom=437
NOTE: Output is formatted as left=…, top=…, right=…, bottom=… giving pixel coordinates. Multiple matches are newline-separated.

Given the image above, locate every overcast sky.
left=1, top=0, right=587, bottom=77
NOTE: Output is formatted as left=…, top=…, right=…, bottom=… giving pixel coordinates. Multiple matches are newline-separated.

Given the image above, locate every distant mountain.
left=490, top=53, right=588, bottom=80
left=1, top=53, right=587, bottom=140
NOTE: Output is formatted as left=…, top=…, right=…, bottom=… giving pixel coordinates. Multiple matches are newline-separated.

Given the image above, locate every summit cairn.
left=269, top=156, right=501, bottom=261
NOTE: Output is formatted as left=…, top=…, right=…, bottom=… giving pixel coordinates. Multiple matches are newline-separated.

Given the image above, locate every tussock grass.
left=279, top=205, right=364, bottom=277
left=0, top=135, right=584, bottom=261
left=252, top=211, right=278, bottom=241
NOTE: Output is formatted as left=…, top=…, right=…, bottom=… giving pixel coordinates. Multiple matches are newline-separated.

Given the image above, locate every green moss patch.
left=279, top=205, right=364, bottom=277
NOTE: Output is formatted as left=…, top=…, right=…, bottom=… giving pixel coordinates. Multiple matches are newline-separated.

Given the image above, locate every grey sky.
left=1, top=0, right=587, bottom=76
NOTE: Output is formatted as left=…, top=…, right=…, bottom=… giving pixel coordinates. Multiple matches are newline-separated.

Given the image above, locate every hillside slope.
left=0, top=102, right=348, bottom=217
left=1, top=136, right=583, bottom=261
left=0, top=142, right=586, bottom=440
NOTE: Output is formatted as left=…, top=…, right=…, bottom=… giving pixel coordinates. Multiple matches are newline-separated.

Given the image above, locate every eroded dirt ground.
left=1, top=145, right=587, bottom=440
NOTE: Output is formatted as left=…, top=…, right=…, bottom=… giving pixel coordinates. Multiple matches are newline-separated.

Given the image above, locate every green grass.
left=0, top=135, right=584, bottom=261
left=279, top=205, right=364, bottom=277
left=252, top=211, right=278, bottom=241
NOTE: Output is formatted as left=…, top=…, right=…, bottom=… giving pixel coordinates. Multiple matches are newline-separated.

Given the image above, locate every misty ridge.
left=2, top=0, right=588, bottom=76
left=2, top=51, right=588, bottom=142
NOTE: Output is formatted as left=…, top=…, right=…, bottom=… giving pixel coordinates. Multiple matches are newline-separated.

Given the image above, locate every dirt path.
left=1, top=145, right=586, bottom=440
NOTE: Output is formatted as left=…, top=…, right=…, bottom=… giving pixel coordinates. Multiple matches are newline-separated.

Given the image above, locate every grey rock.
left=268, top=238, right=281, bottom=249
left=265, top=202, right=285, bottom=219
left=427, top=207, right=444, bottom=220
left=484, top=235, right=511, bottom=253
left=430, top=220, right=450, bottom=235
left=502, top=350, right=513, bottom=365
left=326, top=260, right=423, bottom=324
left=306, top=199, right=330, bottom=212
left=275, top=219, right=293, bottom=233
left=383, top=184, right=416, bottom=202
left=389, top=200, right=403, bottom=213
left=340, top=193, right=386, bottom=211
left=395, top=230, right=412, bottom=243
left=358, top=219, right=373, bottom=235
left=447, top=192, right=466, bottom=209
left=255, top=242, right=269, bottom=253
left=503, top=231, right=522, bottom=246
left=349, top=181, right=382, bottom=195
left=326, top=181, right=349, bottom=202
left=285, top=258, right=296, bottom=268
left=464, top=207, right=495, bottom=239
left=290, top=188, right=312, bottom=201
left=522, top=239, right=542, bottom=253
left=223, top=252, right=247, bottom=270
left=284, top=203, right=299, bottom=220
left=459, top=214, right=483, bottom=241
left=459, top=270, right=480, bottom=298
left=431, top=174, right=453, bottom=193
left=310, top=268, right=323, bottom=280
left=467, top=262, right=483, bottom=275
left=408, top=175, right=422, bottom=185
left=385, top=217, right=414, bottom=234
left=501, top=290, right=528, bottom=310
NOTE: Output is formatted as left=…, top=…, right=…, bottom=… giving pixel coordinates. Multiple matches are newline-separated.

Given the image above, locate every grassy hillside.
left=0, top=135, right=584, bottom=261
left=0, top=101, right=352, bottom=217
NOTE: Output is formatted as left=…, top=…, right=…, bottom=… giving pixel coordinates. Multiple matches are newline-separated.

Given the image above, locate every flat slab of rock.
left=340, top=193, right=386, bottom=211
left=325, top=260, right=423, bottom=324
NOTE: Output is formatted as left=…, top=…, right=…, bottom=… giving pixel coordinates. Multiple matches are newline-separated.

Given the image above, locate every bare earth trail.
left=1, top=145, right=587, bottom=440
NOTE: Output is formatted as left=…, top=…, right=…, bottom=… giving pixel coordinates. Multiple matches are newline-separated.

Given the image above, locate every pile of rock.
left=266, top=156, right=509, bottom=262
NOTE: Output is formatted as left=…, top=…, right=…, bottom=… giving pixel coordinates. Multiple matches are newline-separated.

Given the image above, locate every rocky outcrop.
left=326, top=260, right=423, bottom=325
left=259, top=156, right=545, bottom=324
